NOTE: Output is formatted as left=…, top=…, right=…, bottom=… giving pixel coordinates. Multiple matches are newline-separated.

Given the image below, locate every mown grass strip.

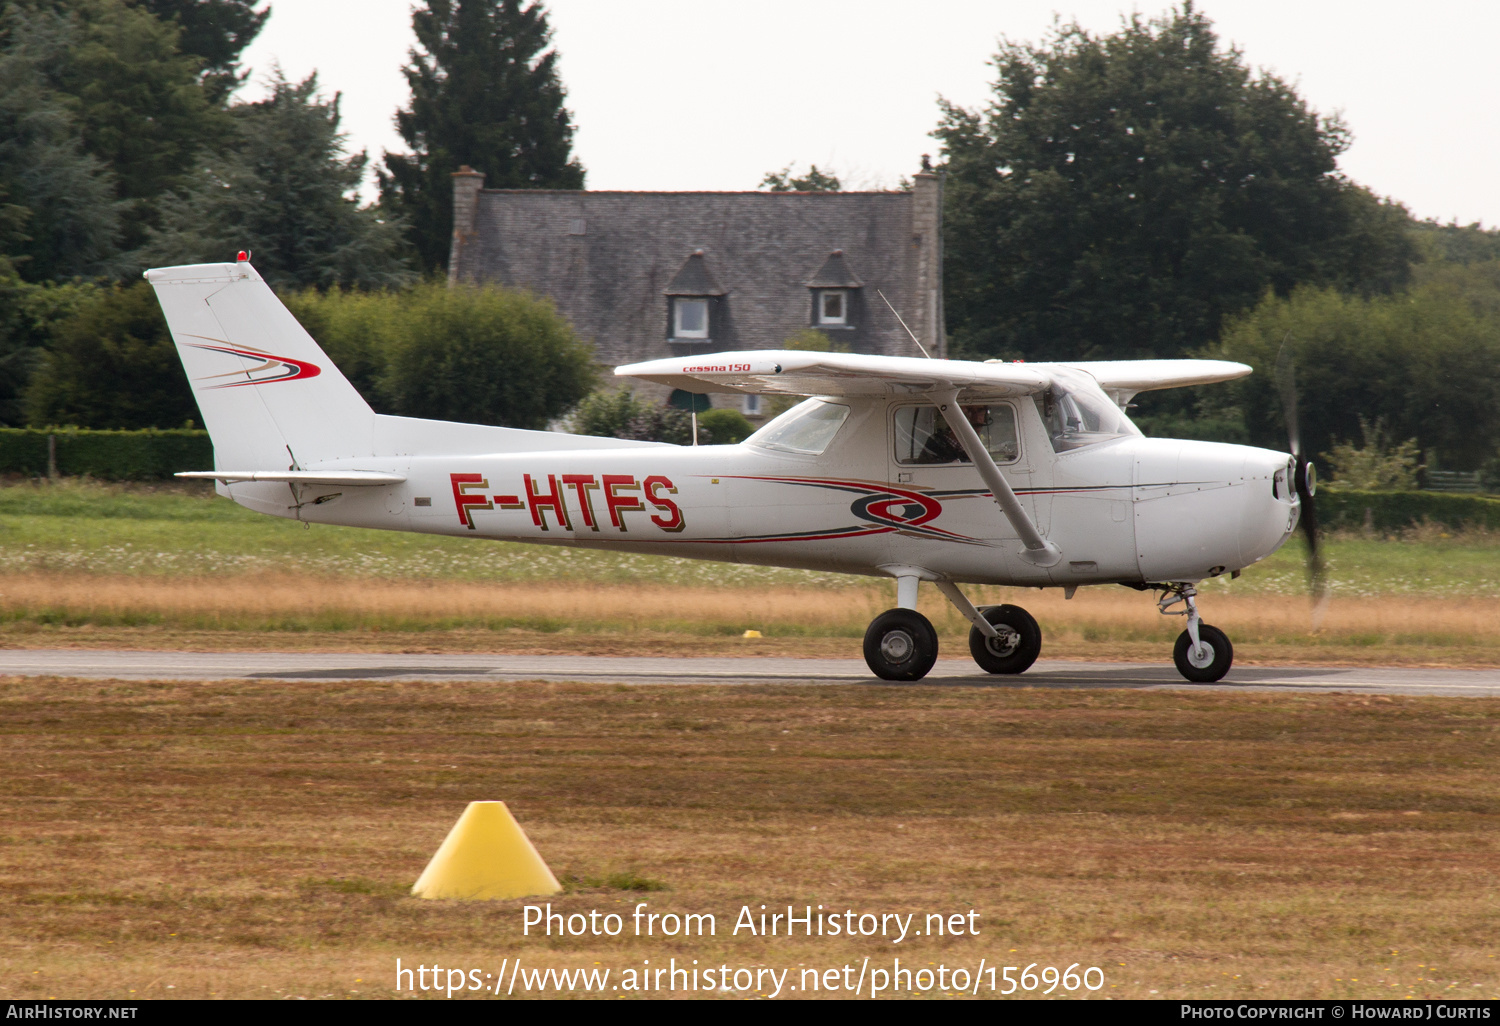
left=1, top=677, right=1496, bottom=999
left=9, top=479, right=1500, bottom=596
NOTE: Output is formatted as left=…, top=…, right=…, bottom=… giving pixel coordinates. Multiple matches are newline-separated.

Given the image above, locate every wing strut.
left=936, top=391, right=1061, bottom=567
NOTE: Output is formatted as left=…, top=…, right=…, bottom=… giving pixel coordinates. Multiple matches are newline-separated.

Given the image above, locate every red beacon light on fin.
left=236, top=250, right=250, bottom=263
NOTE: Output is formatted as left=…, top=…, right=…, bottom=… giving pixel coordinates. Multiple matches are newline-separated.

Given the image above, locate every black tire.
left=1173, top=624, right=1233, bottom=683
left=968, top=604, right=1042, bottom=674
left=863, top=608, right=939, bottom=681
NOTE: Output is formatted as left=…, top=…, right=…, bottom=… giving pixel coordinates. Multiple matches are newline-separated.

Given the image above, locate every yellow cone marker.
left=411, top=801, right=561, bottom=900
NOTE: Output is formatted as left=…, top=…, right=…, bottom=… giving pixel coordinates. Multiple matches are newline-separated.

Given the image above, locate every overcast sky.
left=239, top=0, right=1500, bottom=227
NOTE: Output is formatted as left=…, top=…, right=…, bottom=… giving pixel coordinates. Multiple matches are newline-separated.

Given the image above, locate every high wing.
left=616, top=350, right=1249, bottom=401
left=615, top=350, right=1050, bottom=400
left=1057, top=359, right=1251, bottom=403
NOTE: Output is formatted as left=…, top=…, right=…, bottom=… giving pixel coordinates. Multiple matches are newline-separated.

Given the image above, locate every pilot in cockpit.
left=917, top=405, right=990, bottom=463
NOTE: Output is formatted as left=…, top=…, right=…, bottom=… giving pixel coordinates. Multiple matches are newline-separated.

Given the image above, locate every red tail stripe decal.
left=186, top=342, right=322, bottom=388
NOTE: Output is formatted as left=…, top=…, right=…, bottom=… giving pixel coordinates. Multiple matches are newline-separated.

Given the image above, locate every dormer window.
left=674, top=298, right=709, bottom=339
left=664, top=248, right=726, bottom=344
left=805, top=250, right=862, bottom=331
left=818, top=290, right=847, bottom=326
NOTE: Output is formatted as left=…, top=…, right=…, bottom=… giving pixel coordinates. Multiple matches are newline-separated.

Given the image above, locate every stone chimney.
left=909, top=168, right=946, bottom=358
left=448, top=166, right=486, bottom=285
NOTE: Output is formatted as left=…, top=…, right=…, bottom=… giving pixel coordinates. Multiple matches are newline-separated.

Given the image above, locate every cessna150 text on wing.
left=146, top=255, right=1311, bottom=683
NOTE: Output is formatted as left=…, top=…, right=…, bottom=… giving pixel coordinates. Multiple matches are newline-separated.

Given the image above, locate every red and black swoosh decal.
left=687, top=475, right=986, bottom=546
left=687, top=476, right=1142, bottom=547
left=183, top=337, right=322, bottom=389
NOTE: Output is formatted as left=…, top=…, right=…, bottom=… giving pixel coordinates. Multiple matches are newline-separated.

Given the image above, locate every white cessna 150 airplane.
left=147, top=255, right=1316, bottom=684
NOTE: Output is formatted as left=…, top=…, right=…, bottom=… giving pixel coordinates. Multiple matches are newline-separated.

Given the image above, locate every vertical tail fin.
left=145, top=258, right=374, bottom=470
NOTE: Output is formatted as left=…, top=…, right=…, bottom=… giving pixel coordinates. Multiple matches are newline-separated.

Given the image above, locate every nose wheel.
left=1159, top=583, right=1233, bottom=682
left=1173, top=623, right=1233, bottom=682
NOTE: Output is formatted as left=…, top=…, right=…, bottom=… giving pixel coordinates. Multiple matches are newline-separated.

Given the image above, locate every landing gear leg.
left=1159, top=583, right=1233, bottom=683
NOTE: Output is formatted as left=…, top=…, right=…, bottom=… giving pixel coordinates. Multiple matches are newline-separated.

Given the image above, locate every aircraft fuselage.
left=225, top=395, right=1298, bottom=588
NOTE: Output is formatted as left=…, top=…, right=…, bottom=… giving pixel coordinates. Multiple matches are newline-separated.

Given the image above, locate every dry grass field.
left=5, top=572, right=1500, bottom=667
left=1, top=675, right=1498, bottom=1001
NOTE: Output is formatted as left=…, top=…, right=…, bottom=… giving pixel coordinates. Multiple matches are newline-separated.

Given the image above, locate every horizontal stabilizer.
left=176, top=470, right=406, bottom=486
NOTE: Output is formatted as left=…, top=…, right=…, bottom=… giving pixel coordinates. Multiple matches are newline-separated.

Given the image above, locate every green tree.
left=0, top=265, right=105, bottom=424
left=567, top=386, right=730, bottom=444
left=569, top=386, right=654, bottom=439
left=1414, top=258, right=1500, bottom=321
left=1322, top=417, right=1423, bottom=491
left=142, top=70, right=412, bottom=289
left=278, top=285, right=394, bottom=404
left=0, top=256, right=39, bottom=423
left=696, top=407, right=754, bottom=444
left=1410, top=220, right=1500, bottom=266
left=138, top=0, right=270, bottom=103
left=0, top=0, right=236, bottom=275
left=1216, top=281, right=1500, bottom=472
left=760, top=163, right=841, bottom=192
left=379, top=0, right=585, bottom=273
left=23, top=279, right=196, bottom=428
left=935, top=3, right=1417, bottom=362
left=51, top=0, right=232, bottom=249
left=618, top=402, right=694, bottom=445
left=279, top=282, right=602, bottom=428
left=378, top=281, right=596, bottom=429
left=0, top=2, right=125, bottom=280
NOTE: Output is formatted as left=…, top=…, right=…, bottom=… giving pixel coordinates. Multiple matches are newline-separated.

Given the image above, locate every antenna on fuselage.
left=877, top=289, right=933, bottom=359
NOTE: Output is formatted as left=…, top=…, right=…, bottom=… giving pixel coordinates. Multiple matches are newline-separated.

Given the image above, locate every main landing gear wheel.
left=968, top=604, right=1042, bottom=675
left=1173, top=624, right=1233, bottom=683
left=863, top=608, right=939, bottom=681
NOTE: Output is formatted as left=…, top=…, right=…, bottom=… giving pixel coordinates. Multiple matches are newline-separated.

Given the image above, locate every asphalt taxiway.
left=4, top=650, right=1500, bottom=696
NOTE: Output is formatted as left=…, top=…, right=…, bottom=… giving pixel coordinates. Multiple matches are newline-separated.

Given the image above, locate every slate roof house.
left=446, top=166, right=946, bottom=415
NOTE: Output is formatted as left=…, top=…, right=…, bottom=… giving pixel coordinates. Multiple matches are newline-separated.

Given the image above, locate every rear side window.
left=894, top=404, right=1019, bottom=465
left=748, top=399, right=851, bottom=455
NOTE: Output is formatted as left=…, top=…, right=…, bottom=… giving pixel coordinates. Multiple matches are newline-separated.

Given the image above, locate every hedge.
left=0, top=428, right=212, bottom=481
left=1318, top=488, right=1500, bottom=532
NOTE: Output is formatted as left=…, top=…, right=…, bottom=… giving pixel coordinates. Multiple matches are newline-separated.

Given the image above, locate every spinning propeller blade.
left=1274, top=336, right=1327, bottom=607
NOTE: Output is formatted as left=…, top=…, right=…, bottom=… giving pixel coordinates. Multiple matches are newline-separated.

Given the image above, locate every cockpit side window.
left=894, top=404, right=1020, bottom=465
left=1033, top=369, right=1141, bottom=452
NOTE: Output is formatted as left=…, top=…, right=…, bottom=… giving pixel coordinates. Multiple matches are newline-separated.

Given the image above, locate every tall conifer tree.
left=137, top=0, right=270, bottom=103
left=379, top=0, right=585, bottom=272
left=0, top=2, right=126, bottom=280
left=142, top=70, right=413, bottom=290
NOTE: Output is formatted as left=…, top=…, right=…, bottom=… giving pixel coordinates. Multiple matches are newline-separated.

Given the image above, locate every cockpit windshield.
left=1033, top=368, right=1141, bottom=452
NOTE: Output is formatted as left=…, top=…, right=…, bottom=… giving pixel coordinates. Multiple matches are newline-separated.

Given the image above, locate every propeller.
left=1274, top=336, right=1327, bottom=611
